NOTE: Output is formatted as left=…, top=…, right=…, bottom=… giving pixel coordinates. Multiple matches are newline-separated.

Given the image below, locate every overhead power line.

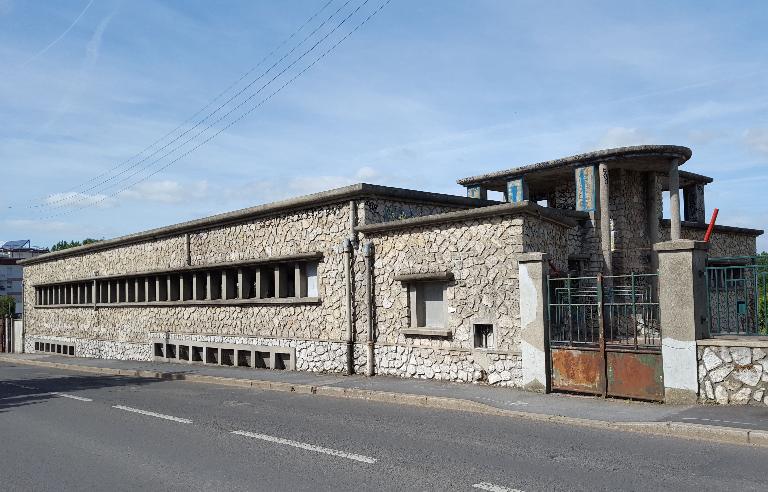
left=36, top=0, right=393, bottom=220
left=24, top=0, right=338, bottom=209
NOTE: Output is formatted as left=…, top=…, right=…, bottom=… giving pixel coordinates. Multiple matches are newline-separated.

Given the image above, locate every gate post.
left=654, top=240, right=709, bottom=404
left=518, top=252, right=550, bottom=393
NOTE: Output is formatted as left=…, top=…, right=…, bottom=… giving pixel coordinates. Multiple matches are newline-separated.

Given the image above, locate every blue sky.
left=1, top=0, right=767, bottom=251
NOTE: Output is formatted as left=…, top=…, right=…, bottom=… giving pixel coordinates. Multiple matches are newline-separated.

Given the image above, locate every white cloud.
left=44, top=191, right=113, bottom=209
left=5, top=219, right=75, bottom=234
left=121, top=180, right=209, bottom=204
left=744, top=128, right=768, bottom=155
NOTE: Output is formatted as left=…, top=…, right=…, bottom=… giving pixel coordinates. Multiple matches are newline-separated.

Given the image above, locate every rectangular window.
left=306, top=262, right=318, bottom=297
left=410, top=281, right=446, bottom=328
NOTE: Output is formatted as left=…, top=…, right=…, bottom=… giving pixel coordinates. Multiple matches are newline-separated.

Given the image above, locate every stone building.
left=21, top=145, right=765, bottom=403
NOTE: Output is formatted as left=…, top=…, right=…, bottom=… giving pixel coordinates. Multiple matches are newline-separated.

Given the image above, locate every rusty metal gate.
left=547, top=273, right=663, bottom=401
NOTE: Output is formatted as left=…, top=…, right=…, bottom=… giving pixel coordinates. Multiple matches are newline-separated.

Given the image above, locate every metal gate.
left=547, top=273, right=664, bottom=401
left=706, top=256, right=768, bottom=336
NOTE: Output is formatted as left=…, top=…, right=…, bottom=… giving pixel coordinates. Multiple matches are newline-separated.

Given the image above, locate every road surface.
left=1, top=362, right=766, bottom=491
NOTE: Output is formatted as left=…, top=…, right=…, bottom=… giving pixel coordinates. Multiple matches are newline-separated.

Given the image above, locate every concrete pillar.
left=646, top=173, right=662, bottom=272
left=654, top=240, right=709, bottom=404
left=574, top=165, right=597, bottom=212
left=466, top=185, right=487, bottom=200
left=683, top=184, right=706, bottom=223
left=669, top=159, right=681, bottom=240
left=506, top=178, right=528, bottom=204
left=598, top=162, right=612, bottom=275
left=518, top=252, right=550, bottom=392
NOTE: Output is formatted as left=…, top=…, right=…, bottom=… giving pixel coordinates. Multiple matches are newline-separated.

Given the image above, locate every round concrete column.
left=669, top=159, right=681, bottom=240
left=598, top=161, right=612, bottom=276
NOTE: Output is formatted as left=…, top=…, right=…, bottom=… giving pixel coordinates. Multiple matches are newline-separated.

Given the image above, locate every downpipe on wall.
left=363, top=242, right=375, bottom=376
left=342, top=238, right=355, bottom=375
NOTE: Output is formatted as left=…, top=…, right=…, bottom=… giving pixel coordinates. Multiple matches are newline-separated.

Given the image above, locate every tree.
left=0, top=296, right=15, bottom=317
left=50, top=238, right=103, bottom=252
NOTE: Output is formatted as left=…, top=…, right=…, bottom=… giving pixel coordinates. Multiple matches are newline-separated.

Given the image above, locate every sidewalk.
left=2, top=353, right=767, bottom=446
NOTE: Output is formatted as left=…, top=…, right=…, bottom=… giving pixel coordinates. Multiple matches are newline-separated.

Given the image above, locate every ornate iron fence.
left=706, top=257, right=768, bottom=336
left=548, top=273, right=661, bottom=350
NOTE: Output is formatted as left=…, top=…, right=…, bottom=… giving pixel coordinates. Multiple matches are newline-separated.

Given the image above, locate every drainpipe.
left=363, top=242, right=375, bottom=376
left=342, top=238, right=355, bottom=375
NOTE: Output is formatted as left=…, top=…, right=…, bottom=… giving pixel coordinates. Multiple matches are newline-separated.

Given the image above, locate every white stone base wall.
left=25, top=336, right=152, bottom=361
left=375, top=344, right=522, bottom=387
left=698, top=344, right=768, bottom=405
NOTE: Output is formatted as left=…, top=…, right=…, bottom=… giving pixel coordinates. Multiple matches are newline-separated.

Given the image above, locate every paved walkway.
left=3, top=353, right=768, bottom=432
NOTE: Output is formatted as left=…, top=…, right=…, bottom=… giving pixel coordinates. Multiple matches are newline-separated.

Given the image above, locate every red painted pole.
left=704, top=208, right=719, bottom=242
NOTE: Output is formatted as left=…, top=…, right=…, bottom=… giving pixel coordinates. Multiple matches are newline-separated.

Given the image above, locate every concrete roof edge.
left=21, top=183, right=498, bottom=266
left=456, top=145, right=693, bottom=186
left=356, top=201, right=579, bottom=235
left=660, top=219, right=764, bottom=237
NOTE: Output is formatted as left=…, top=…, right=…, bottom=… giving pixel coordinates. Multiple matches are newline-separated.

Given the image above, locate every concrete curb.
left=2, top=355, right=766, bottom=448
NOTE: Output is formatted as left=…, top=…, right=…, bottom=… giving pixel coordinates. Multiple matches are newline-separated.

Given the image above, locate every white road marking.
left=681, top=417, right=756, bottom=426
left=49, top=392, right=93, bottom=402
left=113, top=405, right=192, bottom=424
left=231, top=430, right=376, bottom=464
left=473, top=482, right=525, bottom=492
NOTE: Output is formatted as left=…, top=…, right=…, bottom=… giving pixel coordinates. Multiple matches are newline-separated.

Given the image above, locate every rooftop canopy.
left=456, top=145, right=707, bottom=194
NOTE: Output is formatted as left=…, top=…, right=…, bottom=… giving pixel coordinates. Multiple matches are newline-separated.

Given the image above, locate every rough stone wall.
left=610, top=169, right=652, bottom=274
left=24, top=203, right=353, bottom=346
left=361, top=213, right=571, bottom=386
left=374, top=344, right=522, bottom=387
left=550, top=181, right=576, bottom=211
left=659, top=225, right=757, bottom=257
left=698, top=344, right=768, bottom=406
left=363, top=216, right=526, bottom=352
left=360, top=199, right=467, bottom=225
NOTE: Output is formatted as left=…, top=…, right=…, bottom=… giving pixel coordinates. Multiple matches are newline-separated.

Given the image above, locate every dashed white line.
left=231, top=430, right=377, bottom=464
left=473, top=482, right=524, bottom=492
left=0, top=381, right=38, bottom=390
left=681, top=417, right=756, bottom=426
left=112, top=405, right=192, bottom=424
left=49, top=392, right=93, bottom=402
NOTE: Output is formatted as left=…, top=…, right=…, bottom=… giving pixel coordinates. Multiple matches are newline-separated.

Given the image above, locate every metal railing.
left=706, top=257, right=768, bottom=336
left=548, top=273, right=661, bottom=350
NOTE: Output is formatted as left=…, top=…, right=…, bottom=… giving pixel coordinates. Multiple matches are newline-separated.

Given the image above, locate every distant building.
left=0, top=240, right=48, bottom=315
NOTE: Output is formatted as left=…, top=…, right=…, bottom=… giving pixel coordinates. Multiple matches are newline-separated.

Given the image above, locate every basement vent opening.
left=153, top=340, right=294, bottom=371
left=33, top=339, right=76, bottom=357
left=474, top=324, right=494, bottom=349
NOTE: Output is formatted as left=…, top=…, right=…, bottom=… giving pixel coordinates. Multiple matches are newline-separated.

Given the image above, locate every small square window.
left=474, top=324, right=494, bottom=349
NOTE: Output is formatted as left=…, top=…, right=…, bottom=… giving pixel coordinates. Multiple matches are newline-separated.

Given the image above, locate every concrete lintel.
left=394, top=271, right=454, bottom=283
left=517, top=252, right=550, bottom=263
left=697, top=338, right=768, bottom=348
left=654, top=239, right=710, bottom=252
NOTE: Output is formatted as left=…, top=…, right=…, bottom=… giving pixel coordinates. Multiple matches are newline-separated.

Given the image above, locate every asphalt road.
left=1, top=362, right=767, bottom=492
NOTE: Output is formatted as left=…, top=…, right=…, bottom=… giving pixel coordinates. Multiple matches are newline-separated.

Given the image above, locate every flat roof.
left=457, top=145, right=694, bottom=189
left=21, top=183, right=498, bottom=266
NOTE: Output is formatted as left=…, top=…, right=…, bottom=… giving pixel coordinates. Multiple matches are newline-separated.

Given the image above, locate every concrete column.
left=654, top=239, right=709, bottom=404
left=646, top=173, right=662, bottom=272
left=238, top=268, right=253, bottom=299
left=669, top=159, right=681, bottom=240
left=506, top=178, right=528, bottom=203
left=683, top=184, right=706, bottom=223
left=598, top=162, right=612, bottom=275
left=466, top=185, right=487, bottom=200
left=518, top=252, right=550, bottom=392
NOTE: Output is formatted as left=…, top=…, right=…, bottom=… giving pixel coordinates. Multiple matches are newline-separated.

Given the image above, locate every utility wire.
left=23, top=0, right=338, bottom=209
left=38, top=0, right=392, bottom=220
left=37, top=0, right=377, bottom=215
